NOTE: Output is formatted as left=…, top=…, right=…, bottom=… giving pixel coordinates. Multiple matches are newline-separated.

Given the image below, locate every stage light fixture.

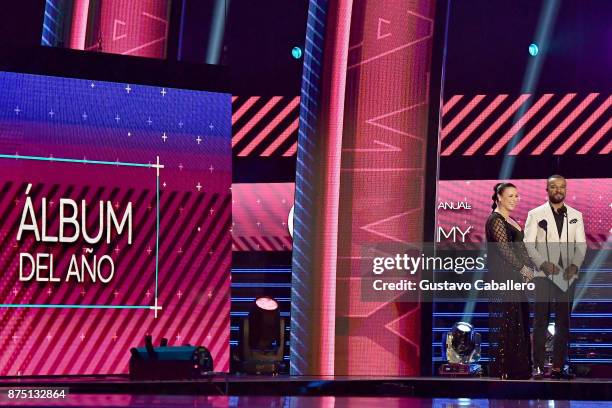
left=129, top=335, right=213, bottom=380
left=439, top=321, right=481, bottom=376
left=291, top=46, right=303, bottom=59
left=239, top=296, right=285, bottom=374
left=249, top=296, right=280, bottom=350
left=528, top=43, right=539, bottom=56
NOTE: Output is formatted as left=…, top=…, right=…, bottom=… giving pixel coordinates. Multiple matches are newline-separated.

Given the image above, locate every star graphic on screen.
left=178, top=120, right=184, bottom=128
left=162, top=132, right=168, bottom=142
left=196, top=182, right=202, bottom=191
left=147, top=117, right=152, bottom=125
left=160, top=88, right=167, bottom=97
left=14, top=106, right=21, bottom=115
left=196, top=136, right=202, bottom=144
left=115, top=114, right=121, bottom=123
left=208, top=123, right=214, bottom=131
left=127, top=132, right=132, bottom=137
left=48, top=109, right=55, bottom=117
left=90, top=82, right=95, bottom=88
left=125, top=84, right=132, bottom=93
left=82, top=112, right=88, bottom=120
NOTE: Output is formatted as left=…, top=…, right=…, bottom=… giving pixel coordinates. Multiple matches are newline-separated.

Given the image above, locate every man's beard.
left=549, top=194, right=565, bottom=204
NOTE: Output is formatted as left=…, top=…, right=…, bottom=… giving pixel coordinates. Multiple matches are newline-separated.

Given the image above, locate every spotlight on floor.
left=239, top=296, right=285, bottom=374
left=129, top=335, right=213, bottom=380
left=439, top=322, right=482, bottom=376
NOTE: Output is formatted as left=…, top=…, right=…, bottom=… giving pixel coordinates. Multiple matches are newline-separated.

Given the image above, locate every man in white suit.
left=524, top=175, right=586, bottom=380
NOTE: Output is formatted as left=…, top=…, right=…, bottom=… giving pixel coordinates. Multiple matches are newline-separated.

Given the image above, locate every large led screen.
left=0, top=71, right=231, bottom=375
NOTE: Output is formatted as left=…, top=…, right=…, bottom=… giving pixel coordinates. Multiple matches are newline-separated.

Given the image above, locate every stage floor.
left=0, top=375, right=611, bottom=402
left=0, top=395, right=612, bottom=408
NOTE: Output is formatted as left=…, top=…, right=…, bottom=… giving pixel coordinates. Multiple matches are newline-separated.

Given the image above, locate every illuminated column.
left=291, top=0, right=436, bottom=375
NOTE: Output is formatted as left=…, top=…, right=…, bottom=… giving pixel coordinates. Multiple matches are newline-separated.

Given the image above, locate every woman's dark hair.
left=491, top=182, right=517, bottom=210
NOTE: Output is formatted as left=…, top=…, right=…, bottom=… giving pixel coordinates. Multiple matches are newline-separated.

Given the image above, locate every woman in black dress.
left=485, top=182, right=534, bottom=379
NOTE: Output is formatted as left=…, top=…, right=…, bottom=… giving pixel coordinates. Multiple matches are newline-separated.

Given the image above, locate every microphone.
left=538, top=220, right=550, bottom=273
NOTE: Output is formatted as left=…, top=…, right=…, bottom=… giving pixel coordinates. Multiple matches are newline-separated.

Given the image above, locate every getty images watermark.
left=359, top=243, right=593, bottom=303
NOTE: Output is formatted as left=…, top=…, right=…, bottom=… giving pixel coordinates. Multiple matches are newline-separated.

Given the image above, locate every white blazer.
left=523, top=202, right=586, bottom=290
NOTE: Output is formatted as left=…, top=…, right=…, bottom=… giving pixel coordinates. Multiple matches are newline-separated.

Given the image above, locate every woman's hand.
left=520, top=265, right=534, bottom=282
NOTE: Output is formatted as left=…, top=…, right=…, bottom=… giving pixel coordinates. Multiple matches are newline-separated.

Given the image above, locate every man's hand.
left=540, top=261, right=560, bottom=276
left=564, top=264, right=578, bottom=281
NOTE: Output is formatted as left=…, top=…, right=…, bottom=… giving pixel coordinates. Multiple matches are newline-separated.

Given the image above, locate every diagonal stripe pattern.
left=0, top=180, right=231, bottom=375
left=232, top=96, right=300, bottom=156
left=439, top=93, right=612, bottom=156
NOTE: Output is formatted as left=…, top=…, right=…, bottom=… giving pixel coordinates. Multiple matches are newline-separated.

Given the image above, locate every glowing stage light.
left=439, top=321, right=482, bottom=376
left=528, top=43, right=539, bottom=56
left=240, top=296, right=285, bottom=374
left=291, top=46, right=303, bottom=59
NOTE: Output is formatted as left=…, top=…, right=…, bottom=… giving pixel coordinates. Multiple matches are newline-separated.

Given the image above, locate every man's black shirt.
left=550, top=204, right=565, bottom=238
left=550, top=203, right=565, bottom=266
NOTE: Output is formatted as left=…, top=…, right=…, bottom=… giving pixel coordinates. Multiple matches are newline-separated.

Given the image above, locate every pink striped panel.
left=486, top=94, right=554, bottom=155
left=232, top=97, right=282, bottom=147
left=463, top=94, right=531, bottom=156
left=261, top=118, right=300, bottom=156
left=237, top=97, right=300, bottom=156
left=231, top=96, right=260, bottom=124
left=442, top=95, right=507, bottom=156
left=573, top=98, right=612, bottom=154
left=510, top=94, right=575, bottom=155
left=531, top=93, right=599, bottom=155
left=283, top=142, right=298, bottom=156
left=599, top=132, right=612, bottom=154
left=442, top=95, right=463, bottom=116
left=441, top=95, right=486, bottom=140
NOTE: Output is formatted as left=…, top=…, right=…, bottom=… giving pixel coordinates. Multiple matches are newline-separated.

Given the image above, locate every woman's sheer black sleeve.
left=489, top=216, right=526, bottom=271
